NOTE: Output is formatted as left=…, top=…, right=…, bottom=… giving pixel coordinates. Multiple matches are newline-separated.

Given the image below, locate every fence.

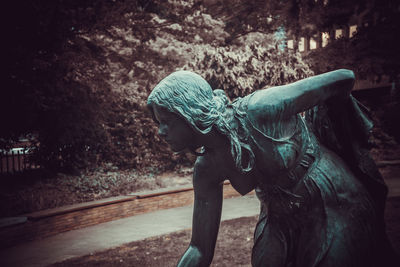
left=0, top=148, right=39, bottom=174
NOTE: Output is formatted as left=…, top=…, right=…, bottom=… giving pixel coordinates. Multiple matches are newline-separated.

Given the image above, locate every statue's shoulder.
left=232, top=92, right=263, bottom=120
left=247, top=88, right=286, bottom=119
left=236, top=91, right=275, bottom=127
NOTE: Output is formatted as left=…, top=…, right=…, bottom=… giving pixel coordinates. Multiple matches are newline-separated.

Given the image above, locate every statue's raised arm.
left=248, top=69, right=355, bottom=120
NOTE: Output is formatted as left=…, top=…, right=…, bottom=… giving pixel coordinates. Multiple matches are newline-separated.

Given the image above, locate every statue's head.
left=147, top=70, right=254, bottom=172
left=147, top=70, right=227, bottom=136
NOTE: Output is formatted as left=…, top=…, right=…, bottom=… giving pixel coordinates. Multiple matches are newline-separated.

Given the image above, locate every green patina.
left=147, top=70, right=397, bottom=267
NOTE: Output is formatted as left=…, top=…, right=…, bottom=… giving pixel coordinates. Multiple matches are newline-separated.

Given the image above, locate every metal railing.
left=0, top=148, right=39, bottom=174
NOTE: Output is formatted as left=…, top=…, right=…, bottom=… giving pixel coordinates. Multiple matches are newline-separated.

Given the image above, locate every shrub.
left=183, top=37, right=314, bottom=99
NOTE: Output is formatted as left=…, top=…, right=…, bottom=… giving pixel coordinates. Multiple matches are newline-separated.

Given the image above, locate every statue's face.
left=153, top=105, right=195, bottom=152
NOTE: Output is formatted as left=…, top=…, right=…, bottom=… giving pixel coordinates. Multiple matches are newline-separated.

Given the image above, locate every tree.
left=205, top=0, right=400, bottom=80
left=1, top=0, right=208, bottom=172
left=2, top=0, right=138, bottom=171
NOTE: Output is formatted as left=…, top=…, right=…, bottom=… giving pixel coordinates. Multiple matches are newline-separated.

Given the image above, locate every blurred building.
left=287, top=23, right=393, bottom=92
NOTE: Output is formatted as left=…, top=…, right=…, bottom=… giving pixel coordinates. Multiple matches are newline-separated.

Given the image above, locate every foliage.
left=68, top=1, right=234, bottom=170
left=210, top=0, right=400, bottom=80
left=3, top=0, right=122, bottom=171
left=203, top=0, right=284, bottom=43
left=202, top=0, right=400, bottom=142
left=3, top=0, right=315, bottom=173
left=2, top=0, right=179, bottom=172
left=184, top=36, right=313, bottom=98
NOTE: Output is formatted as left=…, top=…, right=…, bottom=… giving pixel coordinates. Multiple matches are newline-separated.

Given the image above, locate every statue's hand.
left=177, top=245, right=206, bottom=267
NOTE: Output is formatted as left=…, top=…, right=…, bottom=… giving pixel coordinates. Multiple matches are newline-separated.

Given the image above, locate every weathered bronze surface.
left=147, top=70, right=397, bottom=266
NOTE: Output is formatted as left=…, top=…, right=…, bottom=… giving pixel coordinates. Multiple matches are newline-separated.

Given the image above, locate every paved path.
left=0, top=195, right=260, bottom=267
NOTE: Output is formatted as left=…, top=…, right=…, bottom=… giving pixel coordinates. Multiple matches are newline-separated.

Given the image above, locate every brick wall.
left=0, top=183, right=253, bottom=249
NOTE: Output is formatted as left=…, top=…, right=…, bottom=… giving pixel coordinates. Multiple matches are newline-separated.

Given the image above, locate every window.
left=298, top=37, right=305, bottom=52
left=322, top=32, right=329, bottom=47
left=335, top=29, right=343, bottom=39
left=287, top=40, right=294, bottom=49
left=349, top=25, right=357, bottom=37
left=310, top=37, right=317, bottom=50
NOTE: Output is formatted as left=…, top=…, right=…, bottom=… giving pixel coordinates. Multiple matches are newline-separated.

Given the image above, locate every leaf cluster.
left=184, top=36, right=313, bottom=99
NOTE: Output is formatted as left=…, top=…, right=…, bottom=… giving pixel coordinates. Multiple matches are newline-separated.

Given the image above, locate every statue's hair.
left=147, top=70, right=254, bottom=173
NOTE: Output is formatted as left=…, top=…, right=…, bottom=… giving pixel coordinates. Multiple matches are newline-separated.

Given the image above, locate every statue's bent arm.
left=177, top=156, right=223, bottom=267
left=247, top=69, right=355, bottom=120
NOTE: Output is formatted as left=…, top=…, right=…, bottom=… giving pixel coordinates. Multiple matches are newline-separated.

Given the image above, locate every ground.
left=51, top=197, right=400, bottom=266
left=51, top=216, right=257, bottom=267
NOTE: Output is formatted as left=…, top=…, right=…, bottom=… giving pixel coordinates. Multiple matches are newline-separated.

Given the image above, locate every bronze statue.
left=147, top=70, right=397, bottom=266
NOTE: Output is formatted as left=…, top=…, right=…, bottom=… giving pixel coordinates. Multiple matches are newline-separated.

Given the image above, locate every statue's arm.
left=177, top=157, right=223, bottom=267
left=248, top=69, right=355, bottom=120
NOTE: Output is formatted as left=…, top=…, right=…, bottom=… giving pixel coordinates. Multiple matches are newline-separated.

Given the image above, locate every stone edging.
left=0, top=181, right=249, bottom=249
left=22, top=182, right=226, bottom=221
